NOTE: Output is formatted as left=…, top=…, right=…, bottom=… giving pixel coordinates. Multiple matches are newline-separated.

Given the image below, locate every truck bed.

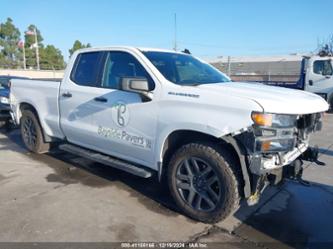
left=10, top=79, right=64, bottom=139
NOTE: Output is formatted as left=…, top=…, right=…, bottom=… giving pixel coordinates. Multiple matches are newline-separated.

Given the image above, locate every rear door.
left=59, top=51, right=107, bottom=148
left=305, top=58, right=333, bottom=97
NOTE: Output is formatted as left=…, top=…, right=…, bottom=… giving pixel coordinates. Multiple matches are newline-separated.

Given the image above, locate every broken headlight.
left=251, top=112, right=297, bottom=152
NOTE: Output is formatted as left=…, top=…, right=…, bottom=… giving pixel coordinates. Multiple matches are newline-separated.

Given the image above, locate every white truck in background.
left=259, top=55, right=333, bottom=111
left=10, top=47, right=329, bottom=223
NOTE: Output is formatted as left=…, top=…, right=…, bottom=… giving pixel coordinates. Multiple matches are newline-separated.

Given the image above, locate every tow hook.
left=247, top=175, right=268, bottom=206
left=301, top=146, right=325, bottom=166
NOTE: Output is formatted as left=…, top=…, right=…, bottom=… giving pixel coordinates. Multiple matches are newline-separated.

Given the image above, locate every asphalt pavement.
left=0, top=114, right=332, bottom=249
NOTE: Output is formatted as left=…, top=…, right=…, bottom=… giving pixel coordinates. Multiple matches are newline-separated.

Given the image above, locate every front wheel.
left=168, top=143, right=240, bottom=223
left=20, top=110, right=50, bottom=154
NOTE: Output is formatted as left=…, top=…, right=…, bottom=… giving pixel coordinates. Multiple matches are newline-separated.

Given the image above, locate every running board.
left=59, top=144, right=153, bottom=178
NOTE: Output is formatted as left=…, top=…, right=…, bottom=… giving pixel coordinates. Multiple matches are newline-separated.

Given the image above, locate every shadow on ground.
left=0, top=128, right=184, bottom=219
left=2, top=128, right=333, bottom=248
left=233, top=180, right=333, bottom=249
left=318, top=148, right=333, bottom=157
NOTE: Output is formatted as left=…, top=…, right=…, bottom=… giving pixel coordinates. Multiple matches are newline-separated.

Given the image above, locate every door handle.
left=62, top=92, right=72, bottom=98
left=94, top=97, right=108, bottom=103
left=309, top=80, right=313, bottom=86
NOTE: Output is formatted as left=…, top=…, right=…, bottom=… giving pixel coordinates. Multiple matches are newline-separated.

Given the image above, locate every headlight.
left=251, top=112, right=297, bottom=152
left=256, top=139, right=296, bottom=152
left=0, top=96, right=9, bottom=104
left=251, top=112, right=297, bottom=128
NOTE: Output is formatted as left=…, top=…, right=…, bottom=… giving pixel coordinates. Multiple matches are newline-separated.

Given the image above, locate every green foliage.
left=69, top=40, right=91, bottom=57
left=0, top=18, right=65, bottom=70
left=40, top=45, right=65, bottom=70
left=0, top=18, right=21, bottom=68
left=318, top=34, right=333, bottom=56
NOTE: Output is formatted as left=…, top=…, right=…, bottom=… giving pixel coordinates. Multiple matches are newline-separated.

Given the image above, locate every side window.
left=71, top=52, right=103, bottom=87
left=313, top=60, right=333, bottom=76
left=101, top=51, right=155, bottom=90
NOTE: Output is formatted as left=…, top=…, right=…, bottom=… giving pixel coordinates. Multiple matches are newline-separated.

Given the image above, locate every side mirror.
left=120, top=77, right=151, bottom=99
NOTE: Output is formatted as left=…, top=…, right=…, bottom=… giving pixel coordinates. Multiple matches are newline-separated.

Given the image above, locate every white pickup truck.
left=10, top=47, right=329, bottom=223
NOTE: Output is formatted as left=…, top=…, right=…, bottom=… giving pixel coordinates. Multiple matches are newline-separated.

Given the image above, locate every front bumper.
left=0, top=103, right=11, bottom=121
left=238, top=112, right=323, bottom=175
left=249, top=141, right=309, bottom=175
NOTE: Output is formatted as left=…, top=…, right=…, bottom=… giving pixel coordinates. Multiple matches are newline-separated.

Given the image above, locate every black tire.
left=20, top=109, right=50, bottom=154
left=168, top=142, right=240, bottom=223
left=0, top=121, right=5, bottom=129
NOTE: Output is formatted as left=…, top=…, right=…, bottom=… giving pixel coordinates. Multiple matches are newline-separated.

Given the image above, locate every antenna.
left=174, top=13, right=177, bottom=51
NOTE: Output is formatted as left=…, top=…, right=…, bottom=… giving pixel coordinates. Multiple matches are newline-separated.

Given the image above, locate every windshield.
left=142, top=51, right=230, bottom=85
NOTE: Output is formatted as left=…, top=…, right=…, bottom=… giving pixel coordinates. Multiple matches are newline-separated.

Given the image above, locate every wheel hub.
left=192, top=176, right=207, bottom=191
left=175, top=157, right=222, bottom=212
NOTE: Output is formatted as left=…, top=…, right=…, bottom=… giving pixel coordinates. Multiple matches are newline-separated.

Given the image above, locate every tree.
left=0, top=18, right=21, bottom=68
left=40, top=45, right=65, bottom=70
left=24, top=24, right=44, bottom=69
left=69, top=40, right=91, bottom=57
left=317, top=35, right=333, bottom=56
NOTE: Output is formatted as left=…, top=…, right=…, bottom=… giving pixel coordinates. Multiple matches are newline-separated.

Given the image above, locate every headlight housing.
left=251, top=112, right=297, bottom=128
left=0, top=96, right=9, bottom=105
left=251, top=112, right=297, bottom=152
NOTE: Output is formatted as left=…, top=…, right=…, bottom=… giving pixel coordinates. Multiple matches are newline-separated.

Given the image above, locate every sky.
left=1, top=0, right=332, bottom=61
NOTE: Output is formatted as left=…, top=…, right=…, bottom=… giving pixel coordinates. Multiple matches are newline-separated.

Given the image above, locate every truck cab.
left=303, top=56, right=333, bottom=107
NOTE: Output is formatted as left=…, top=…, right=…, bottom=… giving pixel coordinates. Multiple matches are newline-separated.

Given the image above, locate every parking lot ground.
left=0, top=114, right=332, bottom=249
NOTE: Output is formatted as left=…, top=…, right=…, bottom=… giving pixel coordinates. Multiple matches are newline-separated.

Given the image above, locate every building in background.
left=208, top=54, right=304, bottom=82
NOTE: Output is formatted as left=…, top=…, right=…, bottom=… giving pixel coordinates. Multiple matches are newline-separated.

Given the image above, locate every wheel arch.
left=19, top=102, right=52, bottom=143
left=158, top=129, right=251, bottom=198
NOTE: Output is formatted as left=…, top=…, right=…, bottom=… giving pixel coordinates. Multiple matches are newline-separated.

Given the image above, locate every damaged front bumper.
left=249, top=141, right=309, bottom=175
left=236, top=112, right=324, bottom=205
left=238, top=112, right=323, bottom=175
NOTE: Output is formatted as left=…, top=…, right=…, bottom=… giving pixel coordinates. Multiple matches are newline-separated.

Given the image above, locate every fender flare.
left=221, top=135, right=252, bottom=198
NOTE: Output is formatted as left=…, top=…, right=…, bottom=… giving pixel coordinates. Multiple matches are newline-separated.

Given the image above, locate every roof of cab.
left=75, top=46, right=183, bottom=54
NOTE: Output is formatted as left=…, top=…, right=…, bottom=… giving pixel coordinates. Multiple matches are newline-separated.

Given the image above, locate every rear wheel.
left=20, top=110, right=50, bottom=153
left=168, top=143, right=240, bottom=223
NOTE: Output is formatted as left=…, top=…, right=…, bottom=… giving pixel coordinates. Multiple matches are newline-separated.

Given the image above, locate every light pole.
left=26, top=28, right=40, bottom=70
left=34, top=28, right=40, bottom=70
left=173, top=13, right=177, bottom=51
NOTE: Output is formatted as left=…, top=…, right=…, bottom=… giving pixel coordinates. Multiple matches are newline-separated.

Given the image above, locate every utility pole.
left=17, top=40, right=26, bottom=69
left=22, top=43, right=26, bottom=70
left=34, top=28, right=40, bottom=70
left=173, top=13, right=178, bottom=51
left=227, top=56, right=231, bottom=76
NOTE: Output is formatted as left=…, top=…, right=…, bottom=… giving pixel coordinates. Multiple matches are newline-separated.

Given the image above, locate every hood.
left=198, top=82, right=329, bottom=115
